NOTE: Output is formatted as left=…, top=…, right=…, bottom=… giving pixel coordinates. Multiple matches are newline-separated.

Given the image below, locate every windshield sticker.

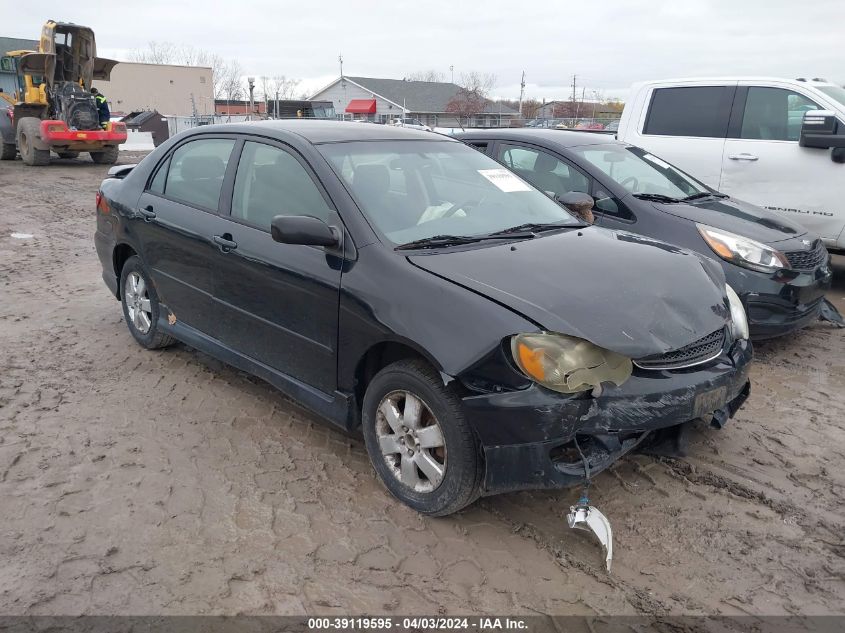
left=478, top=169, right=532, bottom=192
left=642, top=154, right=671, bottom=169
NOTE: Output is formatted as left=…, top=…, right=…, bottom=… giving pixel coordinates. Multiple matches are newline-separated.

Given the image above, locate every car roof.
left=455, top=128, right=618, bottom=150
left=631, top=76, right=839, bottom=89
left=181, top=119, right=452, bottom=144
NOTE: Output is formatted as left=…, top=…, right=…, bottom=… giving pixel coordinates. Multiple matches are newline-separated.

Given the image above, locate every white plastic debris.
left=10, top=233, right=34, bottom=239
left=567, top=504, right=614, bottom=573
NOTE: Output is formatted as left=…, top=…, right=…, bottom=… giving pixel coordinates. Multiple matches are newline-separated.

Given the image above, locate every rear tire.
left=90, top=146, right=119, bottom=164
left=0, top=143, right=15, bottom=160
left=119, top=255, right=176, bottom=350
left=18, top=119, right=50, bottom=166
left=361, top=359, right=482, bottom=516
left=57, top=151, right=79, bottom=159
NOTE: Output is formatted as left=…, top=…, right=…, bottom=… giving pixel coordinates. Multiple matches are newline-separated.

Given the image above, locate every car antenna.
left=567, top=436, right=614, bottom=572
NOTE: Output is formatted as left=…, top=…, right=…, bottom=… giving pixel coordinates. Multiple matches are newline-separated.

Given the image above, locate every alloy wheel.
left=125, top=271, right=152, bottom=334
left=375, top=390, right=447, bottom=492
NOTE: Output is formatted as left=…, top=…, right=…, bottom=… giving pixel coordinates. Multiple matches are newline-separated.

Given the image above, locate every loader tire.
left=0, top=143, right=15, bottom=160
left=90, top=146, right=119, bottom=165
left=18, top=119, right=50, bottom=166
left=57, top=151, right=79, bottom=159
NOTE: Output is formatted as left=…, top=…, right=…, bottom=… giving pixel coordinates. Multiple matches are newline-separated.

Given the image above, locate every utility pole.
left=518, top=70, right=526, bottom=118
left=571, top=74, right=577, bottom=110
left=450, top=65, right=454, bottom=83
left=338, top=54, right=344, bottom=78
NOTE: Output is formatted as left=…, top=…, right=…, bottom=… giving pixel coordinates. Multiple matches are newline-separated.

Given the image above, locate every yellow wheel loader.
left=0, top=21, right=127, bottom=166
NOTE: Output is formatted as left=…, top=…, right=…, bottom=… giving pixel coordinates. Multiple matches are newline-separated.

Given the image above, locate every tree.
left=405, top=70, right=445, bottom=82
left=521, top=98, right=541, bottom=120
left=457, top=72, right=496, bottom=95
left=218, top=59, right=244, bottom=103
left=446, top=72, right=497, bottom=128
left=130, top=41, right=237, bottom=101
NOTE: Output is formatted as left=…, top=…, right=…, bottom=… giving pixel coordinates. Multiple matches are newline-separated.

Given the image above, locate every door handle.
left=138, top=205, right=156, bottom=221
left=212, top=234, right=238, bottom=252
left=728, top=153, right=759, bottom=161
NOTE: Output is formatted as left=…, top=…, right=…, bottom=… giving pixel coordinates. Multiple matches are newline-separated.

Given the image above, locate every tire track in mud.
left=1, top=156, right=844, bottom=616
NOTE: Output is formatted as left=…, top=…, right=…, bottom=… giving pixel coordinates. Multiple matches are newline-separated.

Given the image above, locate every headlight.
left=511, top=333, right=632, bottom=394
left=697, top=224, right=789, bottom=273
left=725, top=284, right=749, bottom=341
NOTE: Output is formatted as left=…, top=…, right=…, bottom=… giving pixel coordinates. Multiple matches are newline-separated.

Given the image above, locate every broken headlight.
left=725, top=284, right=750, bottom=341
left=697, top=224, right=789, bottom=273
left=511, top=333, right=633, bottom=394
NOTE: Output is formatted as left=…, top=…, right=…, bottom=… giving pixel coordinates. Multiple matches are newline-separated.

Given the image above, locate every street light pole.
left=248, top=76, right=255, bottom=121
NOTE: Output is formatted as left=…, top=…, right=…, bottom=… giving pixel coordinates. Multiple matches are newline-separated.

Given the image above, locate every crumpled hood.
left=642, top=195, right=807, bottom=244
left=408, top=227, right=730, bottom=359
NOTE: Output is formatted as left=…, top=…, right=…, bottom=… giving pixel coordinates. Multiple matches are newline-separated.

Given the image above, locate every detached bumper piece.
left=567, top=503, right=613, bottom=573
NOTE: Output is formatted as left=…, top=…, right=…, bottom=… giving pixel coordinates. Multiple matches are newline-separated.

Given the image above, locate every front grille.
left=634, top=328, right=726, bottom=370
left=784, top=240, right=827, bottom=271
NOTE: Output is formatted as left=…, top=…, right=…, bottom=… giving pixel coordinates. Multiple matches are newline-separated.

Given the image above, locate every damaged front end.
left=457, top=331, right=752, bottom=496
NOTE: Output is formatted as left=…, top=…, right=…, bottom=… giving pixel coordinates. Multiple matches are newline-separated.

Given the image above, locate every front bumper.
left=723, top=261, right=831, bottom=340
left=461, top=339, right=752, bottom=495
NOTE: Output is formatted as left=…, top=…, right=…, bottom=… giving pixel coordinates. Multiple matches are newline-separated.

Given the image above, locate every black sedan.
left=95, top=121, right=750, bottom=515
left=456, top=129, right=832, bottom=340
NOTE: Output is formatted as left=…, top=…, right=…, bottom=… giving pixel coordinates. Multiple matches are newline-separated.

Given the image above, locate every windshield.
left=319, top=140, right=579, bottom=245
left=572, top=144, right=709, bottom=198
left=817, top=86, right=845, bottom=110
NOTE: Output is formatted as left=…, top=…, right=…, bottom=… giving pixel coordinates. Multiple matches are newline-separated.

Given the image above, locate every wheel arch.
left=112, top=242, right=138, bottom=296
left=351, top=340, right=451, bottom=429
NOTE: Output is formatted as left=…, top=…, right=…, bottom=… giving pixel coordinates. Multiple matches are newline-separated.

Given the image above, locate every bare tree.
left=219, top=59, right=244, bottom=103
left=446, top=72, right=497, bottom=128
left=130, top=41, right=235, bottom=101
left=405, top=70, right=445, bottom=82
left=128, top=41, right=178, bottom=65
left=521, top=98, right=541, bottom=120
left=457, top=72, right=496, bottom=96
left=271, top=76, right=301, bottom=100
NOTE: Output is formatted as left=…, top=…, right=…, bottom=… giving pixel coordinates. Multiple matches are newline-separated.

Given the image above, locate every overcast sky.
left=8, top=1, right=845, bottom=101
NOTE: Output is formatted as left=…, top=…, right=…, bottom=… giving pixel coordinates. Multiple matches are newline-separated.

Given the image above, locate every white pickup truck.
left=617, top=77, right=845, bottom=253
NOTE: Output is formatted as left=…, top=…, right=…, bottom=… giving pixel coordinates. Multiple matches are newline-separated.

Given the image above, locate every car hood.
left=642, top=195, right=807, bottom=244
left=408, top=227, right=729, bottom=359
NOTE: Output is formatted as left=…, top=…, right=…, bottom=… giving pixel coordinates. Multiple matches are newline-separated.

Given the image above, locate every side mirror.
left=799, top=110, right=845, bottom=149
left=557, top=191, right=595, bottom=224
left=270, top=215, right=340, bottom=247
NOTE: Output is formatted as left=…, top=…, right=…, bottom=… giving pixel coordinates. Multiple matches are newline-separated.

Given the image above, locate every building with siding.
left=309, top=76, right=519, bottom=127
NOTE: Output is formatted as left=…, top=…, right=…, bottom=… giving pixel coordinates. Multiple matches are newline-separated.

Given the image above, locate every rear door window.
left=738, top=87, right=823, bottom=141
left=163, top=138, right=235, bottom=211
left=644, top=86, right=734, bottom=138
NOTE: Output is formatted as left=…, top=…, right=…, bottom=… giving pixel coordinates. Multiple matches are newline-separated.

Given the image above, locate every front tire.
left=18, top=119, right=49, bottom=166
left=0, top=143, right=16, bottom=160
left=362, top=359, right=481, bottom=516
left=90, top=146, right=119, bottom=164
left=119, top=256, right=176, bottom=350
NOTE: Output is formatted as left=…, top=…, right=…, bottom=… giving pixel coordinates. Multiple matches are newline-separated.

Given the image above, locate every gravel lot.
left=1, top=154, right=844, bottom=616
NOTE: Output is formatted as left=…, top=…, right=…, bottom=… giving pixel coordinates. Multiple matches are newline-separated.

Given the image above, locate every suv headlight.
left=511, top=333, right=632, bottom=394
left=697, top=224, right=789, bottom=273
left=725, top=284, right=749, bottom=341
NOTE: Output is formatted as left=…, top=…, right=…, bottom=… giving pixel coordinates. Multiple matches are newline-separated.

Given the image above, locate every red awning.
left=345, top=99, right=377, bottom=114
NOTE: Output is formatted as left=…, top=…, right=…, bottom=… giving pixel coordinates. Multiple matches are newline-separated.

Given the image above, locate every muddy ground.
left=0, top=153, right=843, bottom=617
